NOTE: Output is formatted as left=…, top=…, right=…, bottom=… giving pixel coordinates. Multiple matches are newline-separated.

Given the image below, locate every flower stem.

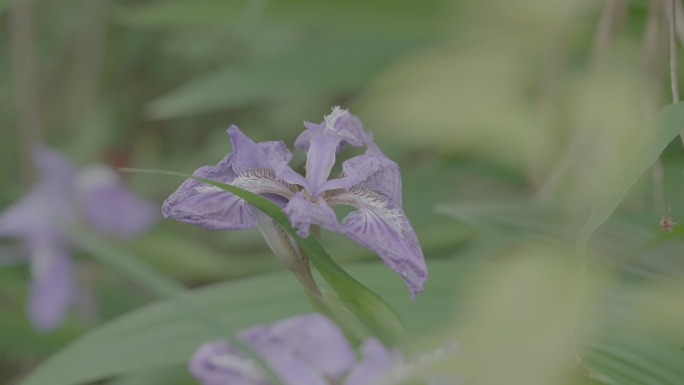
left=293, top=260, right=322, bottom=297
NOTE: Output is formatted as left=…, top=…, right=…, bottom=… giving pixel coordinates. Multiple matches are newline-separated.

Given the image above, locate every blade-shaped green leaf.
left=62, top=226, right=286, bottom=385
left=435, top=200, right=568, bottom=243
left=112, top=0, right=446, bottom=33
left=583, top=333, right=684, bottom=385
left=435, top=200, right=663, bottom=275
left=128, top=231, right=281, bottom=280
left=108, top=365, right=195, bottom=385
left=576, top=102, right=684, bottom=268
left=17, top=254, right=684, bottom=385
left=146, top=37, right=425, bottom=119
left=304, top=288, right=371, bottom=345
left=17, top=260, right=456, bottom=385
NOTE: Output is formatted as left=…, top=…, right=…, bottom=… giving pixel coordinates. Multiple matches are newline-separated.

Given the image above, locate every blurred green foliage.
left=3, top=0, right=684, bottom=384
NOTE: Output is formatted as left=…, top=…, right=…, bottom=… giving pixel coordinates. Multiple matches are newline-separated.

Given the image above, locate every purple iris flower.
left=189, top=313, right=402, bottom=385
left=0, top=147, right=158, bottom=331
left=162, top=107, right=427, bottom=298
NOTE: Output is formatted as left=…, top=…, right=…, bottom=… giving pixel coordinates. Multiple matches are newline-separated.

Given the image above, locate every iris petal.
left=189, top=314, right=356, bottom=385
left=162, top=163, right=257, bottom=230
left=303, top=130, right=341, bottom=197
left=343, top=338, right=399, bottom=385
left=294, top=107, right=373, bottom=197
left=76, top=164, right=158, bottom=238
left=28, top=244, right=74, bottom=331
left=320, top=143, right=402, bottom=207
left=327, top=187, right=427, bottom=299
left=228, top=125, right=276, bottom=169
left=189, top=340, right=270, bottom=385
left=283, top=192, right=339, bottom=238
left=31, top=146, right=79, bottom=195
left=163, top=126, right=297, bottom=230
left=294, top=107, right=371, bottom=153
left=240, top=313, right=356, bottom=383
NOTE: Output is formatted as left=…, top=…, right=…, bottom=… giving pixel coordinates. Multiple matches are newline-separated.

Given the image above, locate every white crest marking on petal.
left=194, top=186, right=223, bottom=193
left=327, top=187, right=405, bottom=233
left=324, top=106, right=348, bottom=132
left=209, top=353, right=266, bottom=381
left=232, top=167, right=298, bottom=198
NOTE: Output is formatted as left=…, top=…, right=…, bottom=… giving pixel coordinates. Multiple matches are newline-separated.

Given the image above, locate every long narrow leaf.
left=15, top=260, right=453, bottom=385
left=20, top=226, right=287, bottom=385
left=576, top=102, right=684, bottom=269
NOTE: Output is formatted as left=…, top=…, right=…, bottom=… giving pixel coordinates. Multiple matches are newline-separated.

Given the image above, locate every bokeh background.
left=3, top=0, right=684, bottom=384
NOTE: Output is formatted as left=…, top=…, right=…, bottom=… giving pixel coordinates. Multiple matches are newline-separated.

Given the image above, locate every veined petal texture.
left=320, top=144, right=402, bottom=207
left=163, top=126, right=297, bottom=230
left=162, top=162, right=257, bottom=230
left=327, top=186, right=427, bottom=299
left=228, top=125, right=291, bottom=170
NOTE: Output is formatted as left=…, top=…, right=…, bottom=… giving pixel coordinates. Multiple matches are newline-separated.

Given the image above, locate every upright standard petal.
left=228, top=125, right=279, bottom=170
left=189, top=340, right=271, bottom=385
left=326, top=187, right=427, bottom=299
left=76, top=165, right=158, bottom=238
left=295, top=107, right=372, bottom=197
left=27, top=244, right=74, bottom=331
left=300, top=126, right=343, bottom=198
left=294, top=107, right=371, bottom=153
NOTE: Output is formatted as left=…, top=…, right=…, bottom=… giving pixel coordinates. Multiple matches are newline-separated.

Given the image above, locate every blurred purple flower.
left=0, top=147, right=158, bottom=331
left=189, top=313, right=401, bottom=385
left=163, top=107, right=427, bottom=298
